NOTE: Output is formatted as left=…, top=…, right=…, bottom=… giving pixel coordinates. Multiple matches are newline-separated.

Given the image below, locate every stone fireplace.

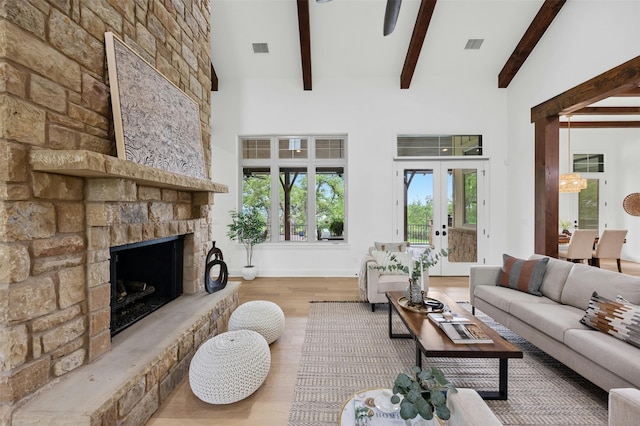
left=0, top=0, right=234, bottom=424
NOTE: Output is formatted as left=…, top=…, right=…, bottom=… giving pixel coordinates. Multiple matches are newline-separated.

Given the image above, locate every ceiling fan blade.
left=383, top=0, right=402, bottom=36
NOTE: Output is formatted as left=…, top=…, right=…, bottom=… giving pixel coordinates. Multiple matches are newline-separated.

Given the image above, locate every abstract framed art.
left=104, top=32, right=206, bottom=179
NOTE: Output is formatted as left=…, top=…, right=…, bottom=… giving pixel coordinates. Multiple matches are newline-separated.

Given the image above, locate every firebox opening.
left=110, top=235, right=184, bottom=337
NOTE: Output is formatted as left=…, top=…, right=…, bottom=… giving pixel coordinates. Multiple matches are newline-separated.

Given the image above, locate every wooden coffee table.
left=386, top=290, right=523, bottom=400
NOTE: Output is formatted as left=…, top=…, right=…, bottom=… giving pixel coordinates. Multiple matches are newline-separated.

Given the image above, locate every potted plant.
left=390, top=366, right=457, bottom=422
left=226, top=210, right=266, bottom=280
left=371, top=246, right=450, bottom=304
left=329, top=218, right=343, bottom=237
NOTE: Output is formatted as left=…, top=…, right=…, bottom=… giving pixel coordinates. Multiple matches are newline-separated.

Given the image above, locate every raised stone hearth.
left=13, top=283, right=239, bottom=425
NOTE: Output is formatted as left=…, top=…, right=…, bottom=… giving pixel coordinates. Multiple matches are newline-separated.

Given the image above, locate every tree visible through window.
left=240, top=136, right=346, bottom=242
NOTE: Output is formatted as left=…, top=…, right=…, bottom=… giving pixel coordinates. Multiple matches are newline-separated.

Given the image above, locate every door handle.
left=442, top=231, right=447, bottom=236
left=435, top=231, right=440, bottom=236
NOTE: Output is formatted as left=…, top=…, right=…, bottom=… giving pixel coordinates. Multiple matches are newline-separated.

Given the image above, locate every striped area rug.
left=288, top=301, right=608, bottom=426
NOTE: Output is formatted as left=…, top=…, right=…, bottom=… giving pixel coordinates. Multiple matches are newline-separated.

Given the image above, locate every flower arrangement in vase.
left=373, top=246, right=450, bottom=304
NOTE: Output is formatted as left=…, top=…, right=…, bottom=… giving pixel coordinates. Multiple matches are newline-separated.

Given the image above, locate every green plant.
left=226, top=210, right=266, bottom=267
left=373, top=247, right=451, bottom=281
left=559, top=219, right=571, bottom=231
left=328, top=219, right=343, bottom=236
left=391, top=366, right=457, bottom=421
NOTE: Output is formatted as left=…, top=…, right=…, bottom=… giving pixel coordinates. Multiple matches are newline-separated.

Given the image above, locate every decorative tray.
left=397, top=296, right=444, bottom=314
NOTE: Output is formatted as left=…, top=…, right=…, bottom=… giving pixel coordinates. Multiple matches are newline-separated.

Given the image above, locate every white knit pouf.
left=188, top=330, right=270, bottom=404
left=228, top=300, right=285, bottom=344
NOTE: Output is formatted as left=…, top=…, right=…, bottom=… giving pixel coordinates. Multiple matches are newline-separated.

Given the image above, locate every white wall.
left=211, top=0, right=640, bottom=276
left=211, top=75, right=509, bottom=276
left=504, top=0, right=640, bottom=258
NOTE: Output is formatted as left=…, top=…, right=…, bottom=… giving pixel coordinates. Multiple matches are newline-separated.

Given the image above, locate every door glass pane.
left=578, top=179, right=599, bottom=231
left=404, top=170, right=433, bottom=245
left=279, top=168, right=307, bottom=241
left=447, top=168, right=477, bottom=263
left=242, top=167, right=271, bottom=239
left=315, top=167, right=344, bottom=241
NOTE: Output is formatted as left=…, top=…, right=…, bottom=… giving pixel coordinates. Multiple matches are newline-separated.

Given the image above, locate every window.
left=240, top=136, right=346, bottom=242
left=396, top=135, right=482, bottom=157
left=573, top=154, right=604, bottom=173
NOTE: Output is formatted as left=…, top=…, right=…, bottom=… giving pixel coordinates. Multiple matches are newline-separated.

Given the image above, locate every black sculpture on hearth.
left=204, top=241, right=228, bottom=293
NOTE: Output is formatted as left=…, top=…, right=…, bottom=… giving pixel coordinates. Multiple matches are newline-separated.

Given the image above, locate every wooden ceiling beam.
left=531, top=55, right=640, bottom=122
left=611, top=87, right=640, bottom=97
left=560, top=121, right=640, bottom=128
left=571, top=106, right=640, bottom=115
left=297, top=0, right=312, bottom=91
left=400, top=0, right=437, bottom=90
left=498, top=0, right=566, bottom=88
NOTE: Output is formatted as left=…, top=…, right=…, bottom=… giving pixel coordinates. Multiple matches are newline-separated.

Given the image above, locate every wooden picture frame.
left=104, top=32, right=206, bottom=179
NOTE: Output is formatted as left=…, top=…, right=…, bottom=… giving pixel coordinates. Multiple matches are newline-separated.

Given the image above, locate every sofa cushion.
left=565, top=328, right=640, bottom=389
left=529, top=254, right=573, bottom=302
left=377, top=274, right=410, bottom=293
left=371, top=250, right=411, bottom=275
left=580, top=292, right=640, bottom=349
left=510, top=301, right=589, bottom=342
left=561, top=263, right=640, bottom=310
left=374, top=241, right=409, bottom=252
left=474, top=285, right=556, bottom=315
left=497, top=254, right=549, bottom=296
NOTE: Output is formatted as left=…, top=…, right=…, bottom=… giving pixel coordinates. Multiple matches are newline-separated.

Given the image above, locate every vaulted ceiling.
left=210, top=0, right=640, bottom=127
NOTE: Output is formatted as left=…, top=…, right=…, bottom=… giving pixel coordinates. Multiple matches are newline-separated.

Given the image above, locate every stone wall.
left=448, top=227, right=478, bottom=263
left=0, top=0, right=214, bottom=422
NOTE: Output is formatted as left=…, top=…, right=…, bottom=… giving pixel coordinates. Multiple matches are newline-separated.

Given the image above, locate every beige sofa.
left=470, top=255, right=640, bottom=423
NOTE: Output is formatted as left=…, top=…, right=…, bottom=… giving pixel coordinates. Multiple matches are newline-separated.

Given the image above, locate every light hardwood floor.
left=148, top=259, right=640, bottom=425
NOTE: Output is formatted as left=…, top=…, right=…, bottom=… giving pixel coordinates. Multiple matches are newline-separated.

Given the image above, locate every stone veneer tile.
left=0, top=243, right=30, bottom=283
left=8, top=277, right=56, bottom=322
left=58, top=265, right=85, bottom=309
left=55, top=202, right=85, bottom=232
left=0, top=325, right=28, bottom=371
left=0, top=95, right=46, bottom=146
left=32, top=234, right=84, bottom=257
left=0, top=357, right=50, bottom=403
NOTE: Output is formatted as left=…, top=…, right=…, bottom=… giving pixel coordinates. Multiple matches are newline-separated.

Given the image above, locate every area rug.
left=288, top=301, right=608, bottom=426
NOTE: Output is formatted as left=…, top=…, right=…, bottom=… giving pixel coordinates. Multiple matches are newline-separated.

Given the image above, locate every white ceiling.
left=210, top=0, right=544, bottom=83
left=210, top=0, right=640, bottom=122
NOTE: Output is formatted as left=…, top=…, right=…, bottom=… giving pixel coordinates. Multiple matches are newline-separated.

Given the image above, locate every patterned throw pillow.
left=497, top=254, right=549, bottom=296
left=370, top=251, right=412, bottom=275
left=580, top=292, right=640, bottom=349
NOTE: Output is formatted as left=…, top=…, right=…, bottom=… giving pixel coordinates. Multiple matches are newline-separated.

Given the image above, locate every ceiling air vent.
left=252, top=43, right=269, bottom=54
left=464, top=39, right=484, bottom=50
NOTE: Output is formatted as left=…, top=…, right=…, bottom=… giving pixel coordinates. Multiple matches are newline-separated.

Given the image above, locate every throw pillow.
left=374, top=242, right=409, bottom=252
left=497, top=254, right=549, bottom=296
left=580, top=292, right=640, bottom=349
left=371, top=250, right=412, bottom=275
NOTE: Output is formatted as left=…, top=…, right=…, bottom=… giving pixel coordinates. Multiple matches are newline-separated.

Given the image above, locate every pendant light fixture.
left=559, top=115, right=587, bottom=193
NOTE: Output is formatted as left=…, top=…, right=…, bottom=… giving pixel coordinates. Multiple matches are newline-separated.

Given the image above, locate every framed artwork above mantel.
left=104, top=32, right=206, bottom=180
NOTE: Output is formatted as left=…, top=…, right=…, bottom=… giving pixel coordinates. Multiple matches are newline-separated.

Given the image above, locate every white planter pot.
left=242, top=266, right=258, bottom=281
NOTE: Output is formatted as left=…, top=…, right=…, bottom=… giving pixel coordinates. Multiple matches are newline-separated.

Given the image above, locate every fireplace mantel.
left=30, top=149, right=228, bottom=193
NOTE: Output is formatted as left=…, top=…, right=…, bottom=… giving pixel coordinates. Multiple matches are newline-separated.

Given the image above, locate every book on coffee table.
left=438, top=322, right=493, bottom=344
left=427, top=312, right=468, bottom=324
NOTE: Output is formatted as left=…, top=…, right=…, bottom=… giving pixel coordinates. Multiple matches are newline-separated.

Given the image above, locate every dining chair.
left=558, top=229, right=599, bottom=264
left=591, top=229, right=628, bottom=272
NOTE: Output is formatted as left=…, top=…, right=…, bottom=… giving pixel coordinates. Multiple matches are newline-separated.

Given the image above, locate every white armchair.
left=359, top=242, right=411, bottom=312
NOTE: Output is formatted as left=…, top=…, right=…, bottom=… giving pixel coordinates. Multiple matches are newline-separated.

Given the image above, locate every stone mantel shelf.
left=30, top=149, right=228, bottom=193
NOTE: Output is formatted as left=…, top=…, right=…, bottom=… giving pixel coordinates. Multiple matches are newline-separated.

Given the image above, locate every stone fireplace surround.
left=7, top=150, right=236, bottom=425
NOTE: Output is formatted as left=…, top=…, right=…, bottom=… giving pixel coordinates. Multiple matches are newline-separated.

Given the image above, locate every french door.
left=394, top=160, right=487, bottom=276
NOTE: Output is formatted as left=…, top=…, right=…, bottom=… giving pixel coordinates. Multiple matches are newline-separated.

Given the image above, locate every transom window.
left=240, top=135, right=347, bottom=243
left=397, top=135, right=482, bottom=157
left=573, top=154, right=604, bottom=173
